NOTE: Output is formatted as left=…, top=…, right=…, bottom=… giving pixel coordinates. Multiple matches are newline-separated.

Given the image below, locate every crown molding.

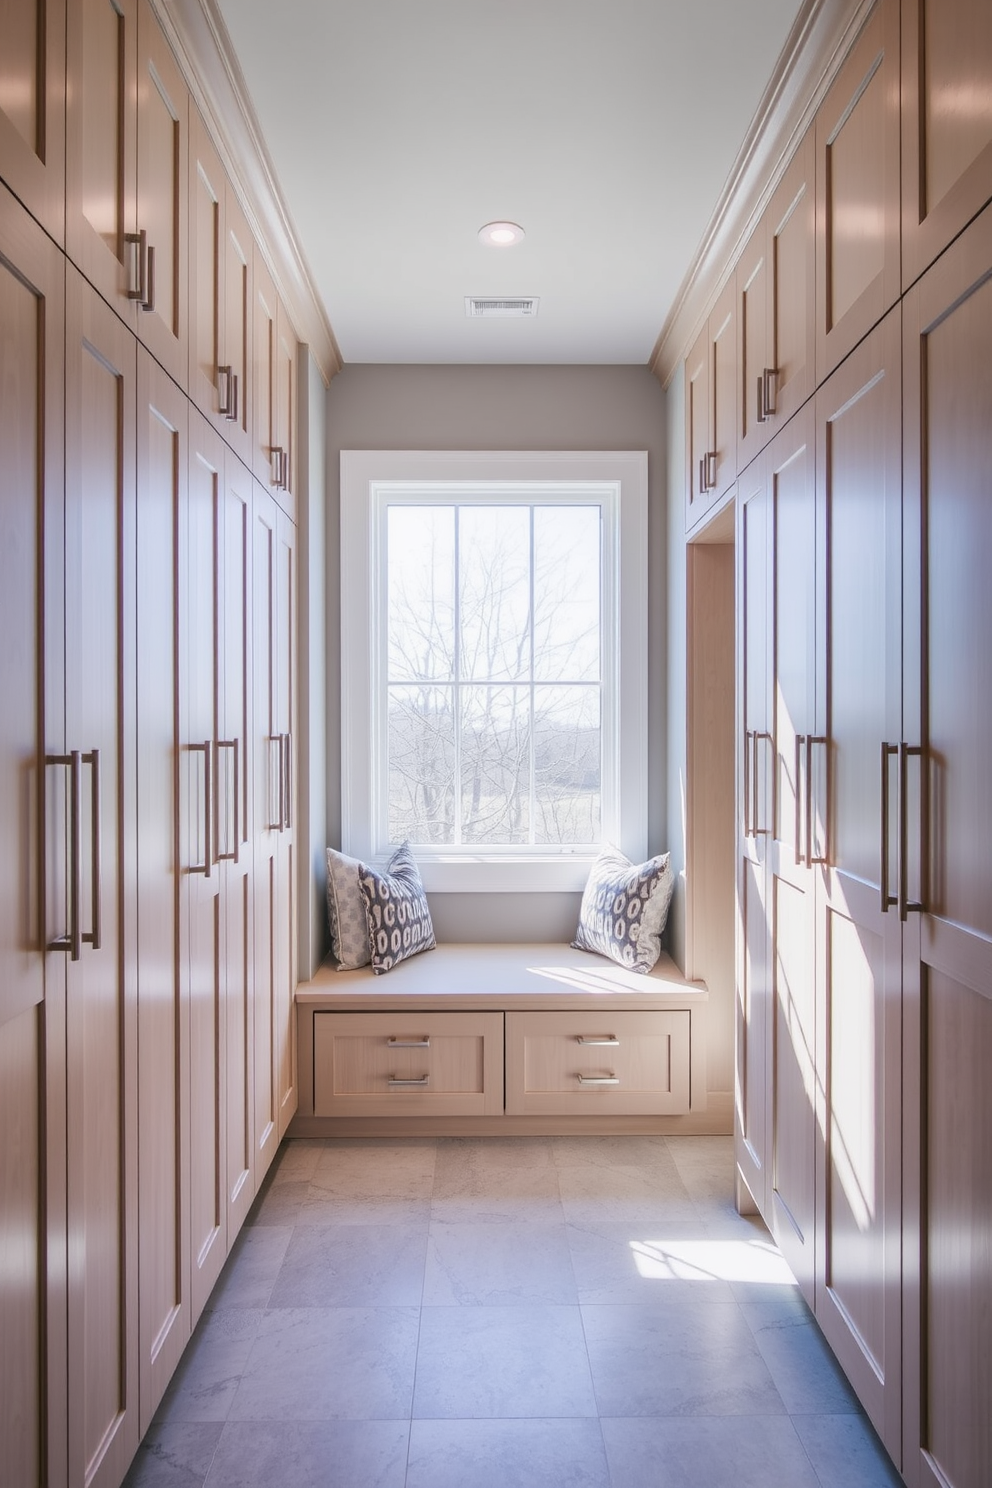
left=649, top=0, right=872, bottom=390
left=154, top=0, right=342, bottom=386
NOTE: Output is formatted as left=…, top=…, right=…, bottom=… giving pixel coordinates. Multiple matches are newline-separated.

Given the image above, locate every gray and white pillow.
left=326, top=846, right=372, bottom=970
left=358, top=841, right=436, bottom=975
left=572, top=845, right=674, bottom=973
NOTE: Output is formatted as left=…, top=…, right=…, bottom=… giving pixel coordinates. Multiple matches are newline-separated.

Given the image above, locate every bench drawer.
left=313, top=1012, right=504, bottom=1117
left=505, top=1010, right=690, bottom=1116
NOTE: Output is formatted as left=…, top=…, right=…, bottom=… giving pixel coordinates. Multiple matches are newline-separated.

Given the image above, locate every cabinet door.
left=685, top=320, right=711, bottom=528
left=0, top=0, right=65, bottom=240
left=735, top=454, right=772, bottom=1212
left=222, top=189, right=254, bottom=469
left=766, top=128, right=815, bottom=434
left=135, top=0, right=188, bottom=387
left=134, top=346, right=188, bottom=1430
left=65, top=0, right=138, bottom=325
left=0, top=185, right=67, bottom=1488
left=189, top=110, right=225, bottom=428
left=252, top=253, right=279, bottom=492
left=251, top=485, right=281, bottom=1176
left=901, top=202, right=992, bottom=1488
left=219, top=450, right=254, bottom=1239
left=815, top=0, right=901, bottom=382
left=736, top=221, right=770, bottom=471
left=273, top=298, right=297, bottom=521
left=814, top=309, right=903, bottom=1457
left=902, top=0, right=992, bottom=288
left=64, top=268, right=140, bottom=1488
left=273, top=510, right=298, bottom=1137
left=184, top=411, right=226, bottom=1323
left=767, top=406, right=817, bottom=1304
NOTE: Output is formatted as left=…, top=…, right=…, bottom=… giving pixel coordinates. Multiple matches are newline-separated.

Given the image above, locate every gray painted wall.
left=323, top=363, right=669, bottom=944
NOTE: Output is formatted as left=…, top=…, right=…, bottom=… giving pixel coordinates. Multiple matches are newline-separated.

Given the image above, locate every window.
left=340, top=451, right=648, bottom=892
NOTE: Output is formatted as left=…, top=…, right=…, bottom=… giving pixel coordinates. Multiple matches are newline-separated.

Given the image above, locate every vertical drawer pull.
left=576, top=1036, right=619, bottom=1046
left=387, top=1037, right=431, bottom=1048
left=577, top=1074, right=620, bottom=1086
left=388, top=1075, right=430, bottom=1087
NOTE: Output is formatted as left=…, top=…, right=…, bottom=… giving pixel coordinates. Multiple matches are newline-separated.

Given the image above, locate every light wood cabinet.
left=313, top=1012, right=504, bottom=1118
left=685, top=278, right=735, bottom=531
left=505, top=1010, right=690, bottom=1117
left=736, top=130, right=816, bottom=473
left=814, top=0, right=901, bottom=383
left=189, top=110, right=254, bottom=465
left=901, top=201, right=992, bottom=1488
left=0, top=182, right=66, bottom=1488
left=901, top=0, right=992, bottom=289
left=252, top=252, right=298, bottom=519
left=0, top=0, right=66, bottom=241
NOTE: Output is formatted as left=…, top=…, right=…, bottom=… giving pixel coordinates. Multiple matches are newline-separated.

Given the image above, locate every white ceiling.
left=215, top=0, right=803, bottom=365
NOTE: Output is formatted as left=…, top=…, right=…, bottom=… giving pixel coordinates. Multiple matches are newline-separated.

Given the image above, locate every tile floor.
left=124, top=1135, right=904, bottom=1488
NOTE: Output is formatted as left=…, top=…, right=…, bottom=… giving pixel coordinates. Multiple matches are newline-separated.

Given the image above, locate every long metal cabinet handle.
left=388, top=1075, right=430, bottom=1088
left=142, top=244, right=156, bottom=313
left=762, top=366, right=779, bottom=418
left=744, top=729, right=753, bottom=838
left=706, top=451, right=718, bottom=490
left=806, top=736, right=828, bottom=867
left=880, top=742, right=898, bottom=913
left=84, top=750, right=101, bottom=950
left=125, top=229, right=147, bottom=303
left=46, top=751, right=82, bottom=959
left=282, top=733, right=292, bottom=829
left=217, top=365, right=233, bottom=417
left=698, top=457, right=707, bottom=494
left=387, top=1037, right=430, bottom=1048
left=188, top=742, right=212, bottom=876
left=794, top=733, right=805, bottom=864
left=216, top=740, right=240, bottom=862
left=756, top=375, right=767, bottom=424
left=231, top=372, right=239, bottom=424
left=576, top=1036, right=620, bottom=1046
left=271, top=446, right=284, bottom=489
left=898, top=743, right=924, bottom=921
left=752, top=732, right=770, bottom=836
left=577, top=1074, right=620, bottom=1085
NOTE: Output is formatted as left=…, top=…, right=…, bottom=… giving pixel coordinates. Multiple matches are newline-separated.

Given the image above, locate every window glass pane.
left=533, top=506, right=601, bottom=683
left=387, top=506, right=455, bottom=681
left=534, top=685, right=601, bottom=844
left=388, top=685, right=455, bottom=843
left=460, top=685, right=530, bottom=844
left=459, top=506, right=531, bottom=682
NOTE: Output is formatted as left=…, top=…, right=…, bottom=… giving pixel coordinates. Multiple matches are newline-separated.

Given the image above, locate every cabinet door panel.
left=252, top=487, right=280, bottom=1175
left=66, top=0, right=138, bottom=325
left=134, top=348, right=187, bottom=1427
left=0, top=185, right=66, bottom=1488
left=815, top=0, right=901, bottom=382
left=0, top=0, right=66, bottom=240
left=185, top=412, right=225, bottom=1322
left=767, top=129, right=814, bottom=433
left=223, top=191, right=254, bottom=468
left=815, top=310, right=902, bottom=1456
left=736, top=229, right=769, bottom=470
left=65, top=269, right=139, bottom=1488
left=252, top=255, right=278, bottom=491
left=902, top=0, right=992, bottom=287
left=902, top=206, right=992, bottom=1487
left=273, top=300, right=297, bottom=521
left=135, top=0, right=187, bottom=386
left=189, top=111, right=224, bottom=427
left=685, top=322, right=710, bottom=528
left=273, top=512, right=297, bottom=1135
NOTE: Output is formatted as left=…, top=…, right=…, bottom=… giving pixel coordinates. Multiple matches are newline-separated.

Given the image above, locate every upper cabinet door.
left=273, top=298, right=298, bottom=522
left=766, top=127, right=815, bottom=435
left=188, top=109, right=225, bottom=428
left=135, top=0, right=188, bottom=387
left=66, top=0, right=138, bottom=321
left=736, top=217, right=770, bottom=471
left=815, top=0, right=901, bottom=383
left=685, top=279, right=736, bottom=533
left=222, top=189, right=254, bottom=469
left=252, top=251, right=278, bottom=493
left=0, top=0, right=66, bottom=242
left=902, top=0, right=992, bottom=289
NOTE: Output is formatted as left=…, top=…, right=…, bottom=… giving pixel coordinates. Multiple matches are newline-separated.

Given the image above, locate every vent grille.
left=465, top=297, right=539, bottom=318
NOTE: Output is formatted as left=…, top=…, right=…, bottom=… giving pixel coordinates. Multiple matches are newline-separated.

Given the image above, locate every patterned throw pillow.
left=326, top=847, right=372, bottom=971
left=358, top=841, right=437, bottom=975
left=572, top=845, right=674, bottom=973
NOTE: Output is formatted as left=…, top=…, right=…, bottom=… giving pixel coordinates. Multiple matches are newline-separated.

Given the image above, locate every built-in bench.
left=292, top=943, right=715, bottom=1137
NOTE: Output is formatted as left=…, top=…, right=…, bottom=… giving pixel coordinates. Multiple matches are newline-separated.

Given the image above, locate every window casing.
left=340, top=451, right=648, bottom=892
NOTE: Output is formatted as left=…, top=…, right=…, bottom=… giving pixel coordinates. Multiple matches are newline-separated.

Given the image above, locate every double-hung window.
left=340, top=451, right=648, bottom=892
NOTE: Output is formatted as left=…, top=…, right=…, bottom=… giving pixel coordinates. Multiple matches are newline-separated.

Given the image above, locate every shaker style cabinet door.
left=0, top=0, right=66, bottom=240
left=685, top=278, right=735, bottom=532
left=901, top=0, right=992, bottom=289
left=901, top=200, right=992, bottom=1488
left=0, top=182, right=67, bottom=1488
left=815, top=0, right=901, bottom=383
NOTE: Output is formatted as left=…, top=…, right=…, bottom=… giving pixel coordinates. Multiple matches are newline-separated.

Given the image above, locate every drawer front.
left=313, top=1012, right=504, bottom=1117
left=505, top=1011, right=690, bottom=1116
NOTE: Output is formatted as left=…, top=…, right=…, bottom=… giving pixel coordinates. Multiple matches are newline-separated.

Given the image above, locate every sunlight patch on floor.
left=629, top=1237, right=796, bottom=1285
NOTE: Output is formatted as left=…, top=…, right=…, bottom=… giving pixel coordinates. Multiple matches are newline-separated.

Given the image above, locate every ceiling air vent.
left=465, top=296, right=539, bottom=318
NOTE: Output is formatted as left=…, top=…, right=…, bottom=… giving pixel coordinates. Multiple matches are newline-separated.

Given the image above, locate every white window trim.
left=340, top=450, right=648, bottom=892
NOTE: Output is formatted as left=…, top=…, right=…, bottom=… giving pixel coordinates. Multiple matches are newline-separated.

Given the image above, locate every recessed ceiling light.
left=479, top=221, right=525, bottom=248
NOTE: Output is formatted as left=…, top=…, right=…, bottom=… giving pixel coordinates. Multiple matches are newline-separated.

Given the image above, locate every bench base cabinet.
left=314, top=1012, right=504, bottom=1117
left=505, top=1011, right=690, bottom=1117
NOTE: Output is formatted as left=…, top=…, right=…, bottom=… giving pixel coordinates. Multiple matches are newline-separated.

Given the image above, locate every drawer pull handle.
left=387, top=1037, right=431, bottom=1048
left=576, top=1036, right=619, bottom=1046
left=388, top=1075, right=430, bottom=1087
left=577, top=1074, right=620, bottom=1086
